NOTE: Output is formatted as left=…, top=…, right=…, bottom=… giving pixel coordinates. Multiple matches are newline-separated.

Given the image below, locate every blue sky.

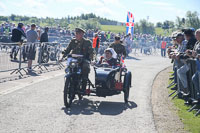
left=0, top=0, right=199, bottom=23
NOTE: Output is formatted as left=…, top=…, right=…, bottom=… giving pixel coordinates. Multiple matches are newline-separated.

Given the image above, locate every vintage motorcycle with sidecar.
left=63, top=54, right=132, bottom=108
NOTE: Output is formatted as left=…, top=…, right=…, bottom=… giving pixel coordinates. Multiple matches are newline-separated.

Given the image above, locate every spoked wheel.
left=41, top=51, right=49, bottom=63
left=123, top=71, right=132, bottom=103
left=78, top=94, right=83, bottom=100
left=64, top=77, right=74, bottom=108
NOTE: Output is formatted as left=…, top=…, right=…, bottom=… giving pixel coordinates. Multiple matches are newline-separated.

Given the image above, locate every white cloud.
left=143, top=1, right=173, bottom=6
left=24, top=0, right=46, bottom=9
left=156, top=6, right=186, bottom=18
left=78, top=0, right=104, bottom=6
left=95, top=6, right=114, bottom=17
left=0, top=2, right=6, bottom=11
left=70, top=7, right=91, bottom=16
left=102, top=0, right=126, bottom=9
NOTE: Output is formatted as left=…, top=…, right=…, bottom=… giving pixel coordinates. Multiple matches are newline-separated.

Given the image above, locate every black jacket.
left=186, top=36, right=197, bottom=50
left=11, top=28, right=26, bottom=42
left=40, top=32, right=48, bottom=43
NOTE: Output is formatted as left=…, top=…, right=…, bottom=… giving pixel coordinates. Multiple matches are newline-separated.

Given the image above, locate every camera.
left=187, top=50, right=192, bottom=55
left=179, top=53, right=190, bottom=60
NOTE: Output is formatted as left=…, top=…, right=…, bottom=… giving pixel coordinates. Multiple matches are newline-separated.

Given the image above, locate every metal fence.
left=168, top=58, right=200, bottom=116
left=0, top=42, right=67, bottom=80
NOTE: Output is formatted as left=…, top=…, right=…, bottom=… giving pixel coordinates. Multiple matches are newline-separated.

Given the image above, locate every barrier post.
left=33, top=42, right=48, bottom=71
left=10, top=42, right=28, bottom=76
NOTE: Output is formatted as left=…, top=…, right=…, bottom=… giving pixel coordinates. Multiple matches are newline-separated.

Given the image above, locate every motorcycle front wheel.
left=64, top=77, right=75, bottom=108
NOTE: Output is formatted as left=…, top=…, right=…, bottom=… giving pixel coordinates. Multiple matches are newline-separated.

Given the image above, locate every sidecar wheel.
left=123, top=71, right=132, bottom=103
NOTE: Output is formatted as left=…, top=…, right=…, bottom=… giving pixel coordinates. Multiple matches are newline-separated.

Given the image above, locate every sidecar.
left=93, top=64, right=132, bottom=103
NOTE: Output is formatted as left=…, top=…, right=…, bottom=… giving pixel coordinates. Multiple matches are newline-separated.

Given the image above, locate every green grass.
left=100, top=25, right=126, bottom=33
left=101, top=26, right=175, bottom=36
left=155, top=27, right=174, bottom=36
left=168, top=74, right=200, bottom=133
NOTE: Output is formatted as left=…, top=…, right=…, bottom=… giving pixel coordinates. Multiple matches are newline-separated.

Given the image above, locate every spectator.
left=92, top=33, right=100, bottom=55
left=26, top=23, right=39, bottom=72
left=168, top=31, right=187, bottom=97
left=161, top=38, right=167, bottom=57
left=0, top=24, right=4, bottom=34
left=10, top=23, right=26, bottom=60
left=190, top=29, right=200, bottom=100
left=40, top=27, right=49, bottom=43
left=177, top=28, right=197, bottom=95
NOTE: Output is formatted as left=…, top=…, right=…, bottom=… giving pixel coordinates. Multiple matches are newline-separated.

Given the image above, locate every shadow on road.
left=126, top=56, right=141, bottom=60
left=61, top=98, right=137, bottom=116
left=28, top=72, right=39, bottom=76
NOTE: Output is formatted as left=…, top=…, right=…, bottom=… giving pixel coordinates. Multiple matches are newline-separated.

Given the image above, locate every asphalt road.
left=0, top=54, right=171, bottom=133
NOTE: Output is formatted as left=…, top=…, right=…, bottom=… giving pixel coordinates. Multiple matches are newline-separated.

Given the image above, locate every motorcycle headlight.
left=70, top=62, right=76, bottom=68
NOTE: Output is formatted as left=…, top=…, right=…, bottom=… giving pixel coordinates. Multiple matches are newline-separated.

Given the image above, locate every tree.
left=138, top=19, right=155, bottom=34
left=176, top=16, right=185, bottom=28
left=185, top=11, right=200, bottom=29
left=10, top=14, right=16, bottom=21
left=156, top=22, right=162, bottom=27
left=0, top=16, right=8, bottom=21
left=71, top=18, right=100, bottom=30
left=162, top=20, right=170, bottom=30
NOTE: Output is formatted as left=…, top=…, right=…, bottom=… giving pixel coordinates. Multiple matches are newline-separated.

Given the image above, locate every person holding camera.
left=168, top=31, right=187, bottom=94
left=177, top=29, right=197, bottom=95
left=187, top=29, right=200, bottom=100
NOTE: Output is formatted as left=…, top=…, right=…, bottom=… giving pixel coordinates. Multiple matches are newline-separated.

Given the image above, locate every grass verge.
left=168, top=73, right=200, bottom=133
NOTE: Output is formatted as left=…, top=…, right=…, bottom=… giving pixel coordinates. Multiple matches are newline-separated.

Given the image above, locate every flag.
left=126, top=11, right=134, bottom=36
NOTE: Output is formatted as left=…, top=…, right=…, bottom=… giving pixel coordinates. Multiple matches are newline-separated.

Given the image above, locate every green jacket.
left=109, top=42, right=126, bottom=57
left=63, top=38, right=94, bottom=61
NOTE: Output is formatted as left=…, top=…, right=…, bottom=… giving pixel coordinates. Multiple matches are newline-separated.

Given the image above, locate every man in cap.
left=62, top=27, right=95, bottom=93
left=168, top=31, right=187, bottom=94
left=109, top=35, right=126, bottom=58
left=176, top=28, right=197, bottom=97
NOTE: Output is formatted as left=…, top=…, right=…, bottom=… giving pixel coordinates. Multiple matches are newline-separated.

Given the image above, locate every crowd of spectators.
left=1, top=21, right=175, bottom=64
left=167, top=28, right=200, bottom=116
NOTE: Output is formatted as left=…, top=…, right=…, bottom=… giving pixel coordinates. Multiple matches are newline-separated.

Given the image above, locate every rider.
left=98, top=48, right=117, bottom=67
left=62, top=28, right=95, bottom=92
left=109, top=35, right=126, bottom=59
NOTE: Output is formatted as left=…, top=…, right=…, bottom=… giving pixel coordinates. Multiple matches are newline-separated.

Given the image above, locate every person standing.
left=10, top=23, right=26, bottom=60
left=40, top=27, right=49, bottom=63
left=40, top=27, right=49, bottom=43
left=161, top=38, right=167, bottom=57
left=92, top=33, right=100, bottom=55
left=26, top=24, right=39, bottom=72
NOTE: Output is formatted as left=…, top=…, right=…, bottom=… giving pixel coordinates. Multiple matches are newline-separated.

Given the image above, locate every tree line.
left=0, top=11, right=199, bottom=35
